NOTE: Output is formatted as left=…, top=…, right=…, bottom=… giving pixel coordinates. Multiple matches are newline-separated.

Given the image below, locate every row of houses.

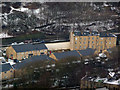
left=49, top=48, right=96, bottom=61
left=1, top=48, right=96, bottom=80
left=0, top=55, right=54, bottom=80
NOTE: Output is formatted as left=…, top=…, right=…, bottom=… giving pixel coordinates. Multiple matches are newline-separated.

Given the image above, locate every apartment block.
left=70, top=31, right=117, bottom=52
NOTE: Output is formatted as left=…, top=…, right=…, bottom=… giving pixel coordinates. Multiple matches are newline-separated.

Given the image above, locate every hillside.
left=1, top=2, right=120, bottom=37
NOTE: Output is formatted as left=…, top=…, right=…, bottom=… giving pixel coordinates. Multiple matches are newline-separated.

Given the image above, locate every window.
left=92, top=41, right=94, bottom=43
left=75, top=37, right=77, bottom=40
left=10, top=70, right=12, bottom=72
left=92, top=46, right=94, bottom=48
left=80, top=38, right=82, bottom=40
left=11, top=75, right=13, bottom=77
left=84, top=46, right=86, bottom=48
left=92, top=37, right=94, bottom=40
left=80, top=42, right=81, bottom=44
left=114, top=42, right=116, bottom=44
left=80, top=46, right=81, bottom=48
left=101, top=41, right=103, bottom=44
left=75, top=46, right=77, bottom=49
left=29, top=54, right=33, bottom=56
left=41, top=52, right=44, bottom=55
left=109, top=42, right=111, bottom=44
left=75, top=42, right=77, bottom=44
left=84, top=42, right=86, bottom=44
left=84, top=38, right=86, bottom=40
left=101, top=46, right=103, bottom=49
left=11, top=54, right=13, bottom=56
left=4, top=76, right=7, bottom=79
left=89, top=37, right=90, bottom=40
left=109, top=38, right=111, bottom=40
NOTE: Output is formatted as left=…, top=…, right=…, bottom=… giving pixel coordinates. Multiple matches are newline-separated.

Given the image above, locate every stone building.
left=70, top=31, right=117, bottom=52
left=0, top=63, right=14, bottom=80
left=6, top=43, right=48, bottom=60
left=50, top=48, right=96, bottom=61
left=80, top=77, right=120, bottom=89
left=49, top=50, right=81, bottom=61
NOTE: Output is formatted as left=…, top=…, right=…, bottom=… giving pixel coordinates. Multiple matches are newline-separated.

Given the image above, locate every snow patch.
left=0, top=33, right=13, bottom=39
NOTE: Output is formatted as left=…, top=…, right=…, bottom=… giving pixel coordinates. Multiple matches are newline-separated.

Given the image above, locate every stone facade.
left=70, top=31, right=117, bottom=52
left=1, top=68, right=14, bottom=80
left=6, top=45, right=48, bottom=60
left=80, top=79, right=120, bottom=89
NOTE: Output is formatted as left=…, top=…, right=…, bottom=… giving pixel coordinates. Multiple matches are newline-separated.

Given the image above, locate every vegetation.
left=2, top=2, right=120, bottom=36
left=2, top=32, right=45, bottom=45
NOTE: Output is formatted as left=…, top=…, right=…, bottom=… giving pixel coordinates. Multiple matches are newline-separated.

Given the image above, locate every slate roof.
left=13, top=55, right=54, bottom=69
left=0, top=63, right=13, bottom=73
left=53, top=50, right=81, bottom=60
left=74, top=31, right=98, bottom=36
left=99, top=32, right=116, bottom=37
left=82, top=32, right=90, bottom=36
left=12, top=43, right=47, bottom=53
left=73, top=31, right=116, bottom=37
left=78, top=48, right=96, bottom=56
left=74, top=32, right=82, bottom=36
left=91, top=31, right=98, bottom=36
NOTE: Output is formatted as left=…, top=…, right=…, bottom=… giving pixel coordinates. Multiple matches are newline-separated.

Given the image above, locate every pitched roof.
left=100, top=32, right=116, bottom=37
left=13, top=55, right=54, bottom=69
left=74, top=32, right=82, bottom=36
left=73, top=31, right=116, bottom=37
left=53, top=50, right=81, bottom=60
left=0, top=63, right=13, bottom=73
left=82, top=32, right=90, bottom=36
left=12, top=43, right=47, bottom=53
left=78, top=48, right=96, bottom=56
left=74, top=31, right=98, bottom=36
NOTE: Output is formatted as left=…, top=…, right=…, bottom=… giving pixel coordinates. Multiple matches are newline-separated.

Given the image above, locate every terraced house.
left=0, top=63, right=14, bottom=80
left=50, top=48, right=96, bottom=61
left=70, top=31, right=117, bottom=52
left=6, top=44, right=48, bottom=60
